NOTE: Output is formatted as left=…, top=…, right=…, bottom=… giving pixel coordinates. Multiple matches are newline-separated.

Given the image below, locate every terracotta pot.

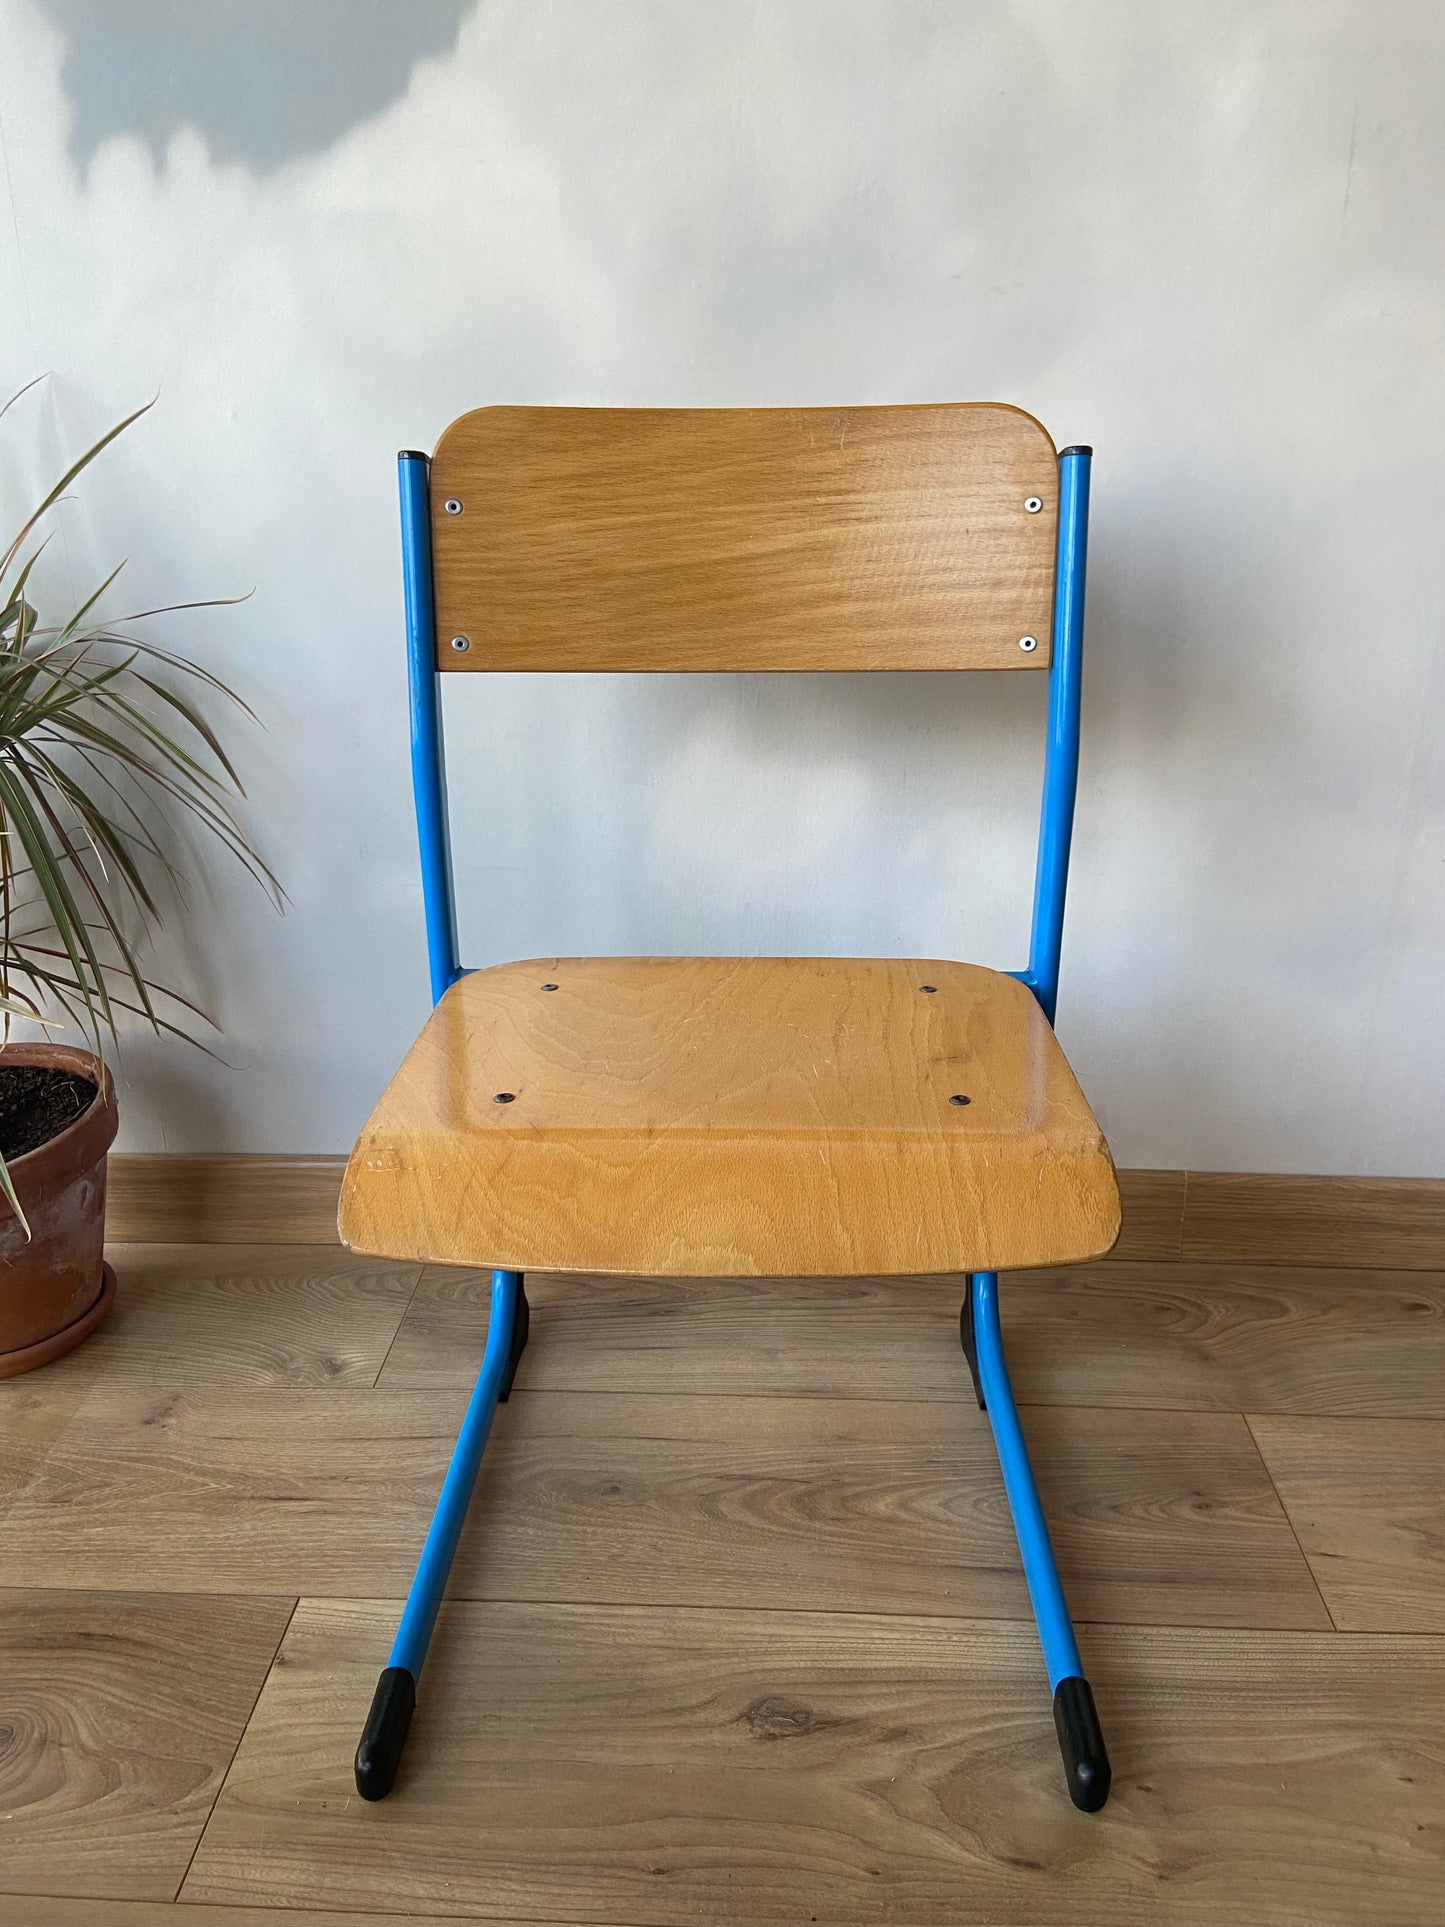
left=0, top=1042, right=119, bottom=1376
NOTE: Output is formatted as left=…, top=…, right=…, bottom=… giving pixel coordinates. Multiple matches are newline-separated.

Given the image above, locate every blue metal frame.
left=388, top=1268, right=521, bottom=1677
left=399, top=451, right=461, bottom=1006
left=977, top=448, right=1109, bottom=1809
left=374, top=434, right=1108, bottom=1813
left=1013, top=444, right=1090, bottom=1026
left=355, top=1269, right=524, bottom=1798
left=969, top=1267, right=1109, bottom=1808
left=972, top=1271, right=1081, bottom=1690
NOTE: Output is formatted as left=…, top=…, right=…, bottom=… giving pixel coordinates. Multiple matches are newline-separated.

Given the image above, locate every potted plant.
left=0, top=383, right=276, bottom=1373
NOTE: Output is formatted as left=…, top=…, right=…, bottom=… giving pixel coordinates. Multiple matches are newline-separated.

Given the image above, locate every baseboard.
left=101, top=1154, right=1445, bottom=1271
left=1179, top=1171, right=1445, bottom=1270
left=105, top=1154, right=348, bottom=1246
left=1112, top=1169, right=1186, bottom=1262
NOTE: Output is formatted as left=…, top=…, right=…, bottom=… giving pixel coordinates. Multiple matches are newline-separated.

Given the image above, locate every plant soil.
left=0, top=1066, right=98, bottom=1162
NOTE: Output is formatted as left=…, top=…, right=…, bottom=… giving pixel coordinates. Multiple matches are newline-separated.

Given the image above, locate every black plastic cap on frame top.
left=1058, top=445, right=1093, bottom=457
left=399, top=449, right=429, bottom=461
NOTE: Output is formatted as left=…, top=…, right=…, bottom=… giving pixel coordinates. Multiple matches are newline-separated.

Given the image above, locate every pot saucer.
left=0, top=1261, right=116, bottom=1377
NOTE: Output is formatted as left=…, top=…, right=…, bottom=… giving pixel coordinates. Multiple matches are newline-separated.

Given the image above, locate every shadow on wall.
left=38, top=0, right=475, bottom=172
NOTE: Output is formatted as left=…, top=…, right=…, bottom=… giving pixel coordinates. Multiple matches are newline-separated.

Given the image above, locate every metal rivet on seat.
left=1018, top=635, right=1038, bottom=653
left=493, top=1091, right=516, bottom=1104
left=919, top=984, right=937, bottom=993
left=540, top=983, right=558, bottom=991
left=949, top=1094, right=971, bottom=1106
left=451, top=635, right=470, bottom=652
left=1025, top=496, right=1043, bottom=513
left=444, top=498, right=463, bottom=515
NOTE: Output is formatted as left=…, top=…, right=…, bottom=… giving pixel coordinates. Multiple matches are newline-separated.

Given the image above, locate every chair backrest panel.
left=429, top=403, right=1059, bottom=672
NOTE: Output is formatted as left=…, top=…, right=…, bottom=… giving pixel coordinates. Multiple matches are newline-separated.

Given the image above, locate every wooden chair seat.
left=340, top=955, right=1120, bottom=1277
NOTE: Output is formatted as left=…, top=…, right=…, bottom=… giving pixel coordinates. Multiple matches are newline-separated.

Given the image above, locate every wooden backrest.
left=428, top=404, right=1060, bottom=672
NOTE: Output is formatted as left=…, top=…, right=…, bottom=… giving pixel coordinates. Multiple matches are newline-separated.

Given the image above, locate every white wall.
left=1, top=0, right=1442, bottom=1176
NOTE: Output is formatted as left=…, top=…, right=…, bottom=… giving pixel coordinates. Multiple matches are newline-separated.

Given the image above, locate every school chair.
left=340, top=404, right=1121, bottom=1813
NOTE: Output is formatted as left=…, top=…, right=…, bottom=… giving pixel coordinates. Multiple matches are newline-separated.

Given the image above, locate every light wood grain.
left=1248, top=1415, right=1445, bottom=1631
left=62, top=1243, right=422, bottom=1390
left=106, top=1155, right=346, bottom=1244
left=0, top=1387, right=1327, bottom=1631
left=430, top=403, right=1059, bottom=673
left=378, top=1257, right=1445, bottom=1417
left=377, top=1262, right=959, bottom=1394
left=1004, top=1261, right=1445, bottom=1416
left=1182, top=1171, right=1445, bottom=1269
left=0, top=1902, right=564, bottom=1926
left=187, top=1599, right=1445, bottom=1926
left=341, top=955, right=1121, bottom=1276
left=0, top=1377, right=88, bottom=1510
left=0, top=1590, right=292, bottom=1902
left=2, top=1225, right=1439, bottom=1921
left=461, top=1394, right=1324, bottom=1631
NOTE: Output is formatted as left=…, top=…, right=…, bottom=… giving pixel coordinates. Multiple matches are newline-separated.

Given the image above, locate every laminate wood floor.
left=0, top=1242, right=1440, bottom=1924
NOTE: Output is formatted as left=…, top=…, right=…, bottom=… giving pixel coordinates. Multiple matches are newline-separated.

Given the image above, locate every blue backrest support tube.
left=399, top=451, right=461, bottom=1006
left=1025, top=445, right=1092, bottom=1027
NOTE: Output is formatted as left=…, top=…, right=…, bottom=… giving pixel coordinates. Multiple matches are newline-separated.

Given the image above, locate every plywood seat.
left=340, top=955, right=1120, bottom=1278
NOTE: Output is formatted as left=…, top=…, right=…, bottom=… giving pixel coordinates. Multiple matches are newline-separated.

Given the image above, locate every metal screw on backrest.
left=444, top=499, right=463, bottom=515
left=919, top=985, right=937, bottom=994
left=1018, top=635, right=1038, bottom=653
left=493, top=1092, right=516, bottom=1104
left=1025, top=496, right=1043, bottom=513
left=451, top=635, right=470, bottom=653
left=949, top=1094, right=971, bottom=1106
left=540, top=983, right=558, bottom=991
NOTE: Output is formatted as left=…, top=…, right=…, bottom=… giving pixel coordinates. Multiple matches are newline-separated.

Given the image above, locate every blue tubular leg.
left=355, top=1269, right=528, bottom=1799
left=971, top=1270, right=1111, bottom=1812
left=1020, top=445, right=1092, bottom=1026
left=399, top=451, right=461, bottom=1007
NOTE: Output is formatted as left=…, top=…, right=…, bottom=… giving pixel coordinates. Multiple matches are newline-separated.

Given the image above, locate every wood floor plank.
left=3, top=1231, right=1438, bottom=1922
left=1006, top=1262, right=1445, bottom=1415
left=0, top=1899, right=572, bottom=1926
left=0, top=1386, right=1329, bottom=1631
left=59, top=1243, right=422, bottom=1389
left=377, top=1258, right=1445, bottom=1417
left=0, top=1379, right=89, bottom=1512
left=1248, top=1416, right=1445, bottom=1631
left=0, top=1590, right=293, bottom=1902
left=184, top=1598, right=1445, bottom=1927
left=376, top=1262, right=964, bottom=1395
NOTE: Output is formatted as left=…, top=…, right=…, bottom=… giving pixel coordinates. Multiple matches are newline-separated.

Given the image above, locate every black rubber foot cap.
left=355, top=1666, right=416, bottom=1800
left=1053, top=1675, right=1111, bottom=1811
